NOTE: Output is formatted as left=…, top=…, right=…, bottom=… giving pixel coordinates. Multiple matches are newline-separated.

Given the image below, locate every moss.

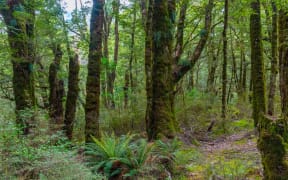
left=258, top=130, right=288, bottom=179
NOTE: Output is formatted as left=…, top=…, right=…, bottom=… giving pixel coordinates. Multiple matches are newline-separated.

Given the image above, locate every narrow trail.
left=188, top=130, right=263, bottom=179
left=200, top=131, right=258, bottom=156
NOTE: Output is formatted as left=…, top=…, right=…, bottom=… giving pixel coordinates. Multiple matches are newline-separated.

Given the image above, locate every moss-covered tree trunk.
left=279, top=10, right=288, bottom=117
left=250, top=1, right=288, bottom=178
left=143, top=0, right=153, bottom=136
left=146, top=0, right=213, bottom=140
left=0, top=0, right=36, bottom=135
left=49, top=44, right=65, bottom=131
left=85, top=0, right=104, bottom=142
left=221, top=0, right=228, bottom=120
left=64, top=54, right=80, bottom=140
left=250, top=0, right=266, bottom=127
left=148, top=0, right=176, bottom=140
left=267, top=1, right=278, bottom=116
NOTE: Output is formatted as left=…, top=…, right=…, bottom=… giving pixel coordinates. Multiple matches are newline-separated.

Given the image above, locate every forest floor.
left=186, top=129, right=263, bottom=179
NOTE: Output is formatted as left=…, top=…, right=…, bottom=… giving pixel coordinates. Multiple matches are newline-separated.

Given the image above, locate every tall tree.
left=0, top=0, right=36, bottom=134
left=85, top=0, right=104, bottom=142
left=146, top=0, right=214, bottom=140
left=49, top=44, right=64, bottom=131
left=221, top=0, right=229, bottom=120
left=107, top=0, right=119, bottom=109
left=267, top=1, right=278, bottom=116
left=251, top=1, right=288, bottom=178
left=148, top=0, right=176, bottom=140
left=279, top=9, right=288, bottom=117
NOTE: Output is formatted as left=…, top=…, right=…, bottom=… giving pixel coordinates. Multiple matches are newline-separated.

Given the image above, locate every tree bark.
left=221, top=0, right=228, bottom=120
left=250, top=0, right=266, bottom=127
left=148, top=0, right=176, bottom=140
left=268, top=1, right=278, bottom=116
left=64, top=54, right=80, bottom=140
left=143, top=0, right=153, bottom=137
left=85, top=0, right=104, bottom=142
left=0, top=0, right=36, bottom=135
left=107, top=0, right=119, bottom=109
left=279, top=10, right=288, bottom=117
left=146, top=0, right=214, bottom=140
left=49, top=44, right=64, bottom=131
left=250, top=1, right=288, bottom=178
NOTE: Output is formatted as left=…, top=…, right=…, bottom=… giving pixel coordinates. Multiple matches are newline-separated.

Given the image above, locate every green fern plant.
left=85, top=133, right=153, bottom=179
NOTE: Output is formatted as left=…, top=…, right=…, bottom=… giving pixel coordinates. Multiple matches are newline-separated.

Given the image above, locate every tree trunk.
left=64, top=54, right=80, bottom=140
left=268, top=1, right=278, bottom=116
left=49, top=44, right=64, bottom=131
left=148, top=0, right=176, bottom=140
left=85, top=0, right=104, bottom=142
left=144, top=0, right=153, bottom=137
left=221, top=0, right=228, bottom=120
left=279, top=10, right=288, bottom=117
left=250, top=0, right=266, bottom=127
left=250, top=1, right=288, bottom=178
left=107, top=0, right=119, bottom=109
left=102, top=14, right=111, bottom=108
left=124, top=70, right=129, bottom=108
left=0, top=1, right=36, bottom=135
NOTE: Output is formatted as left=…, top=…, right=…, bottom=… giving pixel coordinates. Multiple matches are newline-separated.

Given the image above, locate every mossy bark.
left=148, top=0, right=177, bottom=140
left=49, top=44, right=64, bottom=131
left=258, top=115, right=288, bottom=179
left=85, top=0, right=104, bottom=142
left=64, top=54, right=80, bottom=140
left=0, top=0, right=36, bottom=135
left=144, top=0, right=153, bottom=137
left=250, top=0, right=266, bottom=127
left=268, top=2, right=278, bottom=116
left=279, top=10, right=288, bottom=117
left=221, top=0, right=228, bottom=120
left=250, top=1, right=288, bottom=178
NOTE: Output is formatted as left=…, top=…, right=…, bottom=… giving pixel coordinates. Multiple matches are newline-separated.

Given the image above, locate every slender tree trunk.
left=124, top=70, right=129, bottom=108
left=58, top=2, right=80, bottom=140
left=102, top=15, right=111, bottom=108
left=207, top=39, right=220, bottom=93
left=64, top=55, right=80, bottom=140
left=107, top=0, right=119, bottom=109
left=0, top=1, right=36, bottom=135
left=268, top=1, right=278, bottom=116
left=85, top=0, right=104, bottom=142
left=221, top=0, right=228, bottom=120
left=49, top=44, right=64, bottom=131
left=129, top=6, right=136, bottom=94
left=250, top=0, right=266, bottom=127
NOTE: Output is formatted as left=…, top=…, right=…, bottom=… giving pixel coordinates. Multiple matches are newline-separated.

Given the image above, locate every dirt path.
left=188, top=131, right=263, bottom=179
left=200, top=131, right=258, bottom=156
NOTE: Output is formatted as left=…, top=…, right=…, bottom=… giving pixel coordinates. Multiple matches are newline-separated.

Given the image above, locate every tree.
left=221, top=0, right=228, bottom=121
left=49, top=44, right=64, bottom=131
left=267, top=1, right=278, bottom=116
left=107, top=0, right=119, bottom=109
left=250, top=1, right=288, bottom=178
left=85, top=0, right=104, bottom=142
left=0, top=0, right=36, bottom=135
left=146, top=0, right=214, bottom=140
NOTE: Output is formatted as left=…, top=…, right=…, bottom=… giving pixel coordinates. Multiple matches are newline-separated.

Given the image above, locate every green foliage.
left=85, top=133, right=154, bottom=179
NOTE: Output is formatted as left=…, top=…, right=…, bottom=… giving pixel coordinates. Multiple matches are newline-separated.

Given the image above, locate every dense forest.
left=1, top=0, right=288, bottom=179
